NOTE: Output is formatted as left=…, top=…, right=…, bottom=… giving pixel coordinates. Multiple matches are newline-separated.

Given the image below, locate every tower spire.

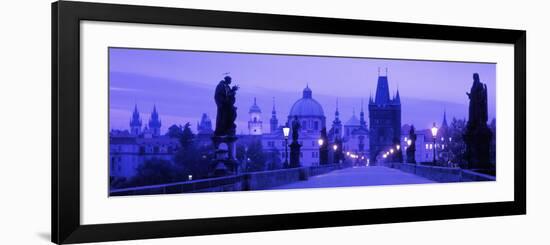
left=148, top=105, right=161, bottom=136
left=331, top=97, right=342, bottom=139
left=360, top=99, right=366, bottom=128
left=130, top=104, right=142, bottom=136
left=248, top=97, right=263, bottom=135
left=272, top=97, right=276, bottom=114
left=270, top=97, right=278, bottom=133
left=394, top=88, right=401, bottom=104
left=374, top=71, right=391, bottom=104
left=335, top=97, right=340, bottom=117
left=442, top=107, right=448, bottom=127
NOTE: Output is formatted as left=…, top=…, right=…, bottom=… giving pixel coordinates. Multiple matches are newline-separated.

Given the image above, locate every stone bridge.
left=110, top=163, right=495, bottom=196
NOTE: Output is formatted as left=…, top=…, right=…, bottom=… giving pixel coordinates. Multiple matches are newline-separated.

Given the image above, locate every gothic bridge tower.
left=369, top=69, right=401, bottom=163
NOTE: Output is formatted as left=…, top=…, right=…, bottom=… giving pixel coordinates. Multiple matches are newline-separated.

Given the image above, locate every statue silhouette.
left=406, top=125, right=417, bottom=163
left=291, top=116, right=301, bottom=143
left=464, top=73, right=492, bottom=169
left=214, top=76, right=239, bottom=136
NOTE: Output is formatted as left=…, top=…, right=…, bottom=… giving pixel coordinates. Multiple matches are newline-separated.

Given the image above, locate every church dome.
left=289, top=86, right=325, bottom=118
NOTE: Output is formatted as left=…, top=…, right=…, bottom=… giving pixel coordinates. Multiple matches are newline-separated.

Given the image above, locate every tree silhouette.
left=174, top=122, right=210, bottom=179
left=127, top=158, right=182, bottom=187
left=236, top=139, right=267, bottom=172
left=448, top=117, right=467, bottom=167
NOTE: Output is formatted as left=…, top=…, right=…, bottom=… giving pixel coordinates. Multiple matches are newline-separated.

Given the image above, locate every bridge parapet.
left=110, top=163, right=348, bottom=196
left=391, top=162, right=495, bottom=182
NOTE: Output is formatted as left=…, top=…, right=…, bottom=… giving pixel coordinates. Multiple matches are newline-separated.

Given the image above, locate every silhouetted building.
left=342, top=102, right=370, bottom=162
left=436, top=110, right=452, bottom=164
left=269, top=98, right=279, bottom=133
left=129, top=104, right=142, bottom=136
left=110, top=105, right=178, bottom=179
left=197, top=113, right=214, bottom=135
left=196, top=113, right=214, bottom=148
left=248, top=97, right=263, bottom=135
left=255, top=85, right=327, bottom=167
left=369, top=71, right=401, bottom=163
left=148, top=105, right=162, bottom=137
left=328, top=98, right=343, bottom=142
left=286, top=85, right=326, bottom=166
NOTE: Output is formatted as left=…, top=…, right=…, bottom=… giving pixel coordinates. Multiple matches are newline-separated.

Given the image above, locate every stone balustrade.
left=391, top=162, right=495, bottom=182
left=110, top=163, right=345, bottom=196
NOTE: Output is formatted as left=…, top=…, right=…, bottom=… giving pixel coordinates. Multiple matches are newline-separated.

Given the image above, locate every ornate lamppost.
left=318, top=138, right=325, bottom=165
left=431, top=122, right=439, bottom=164
left=282, top=125, right=290, bottom=168
left=332, top=144, right=339, bottom=163
left=318, top=127, right=329, bottom=165
left=396, top=144, right=401, bottom=163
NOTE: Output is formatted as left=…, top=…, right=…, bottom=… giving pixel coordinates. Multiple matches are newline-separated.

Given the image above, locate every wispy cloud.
left=110, top=86, right=142, bottom=92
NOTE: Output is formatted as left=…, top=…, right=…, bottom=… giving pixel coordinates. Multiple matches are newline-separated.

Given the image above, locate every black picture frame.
left=52, top=1, right=526, bottom=244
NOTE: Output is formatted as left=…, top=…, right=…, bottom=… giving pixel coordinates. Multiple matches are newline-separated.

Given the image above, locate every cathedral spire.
left=130, top=104, right=142, bottom=135
left=369, top=91, right=374, bottom=105
left=272, top=97, right=276, bottom=115
left=335, top=97, right=340, bottom=117
left=332, top=98, right=341, bottom=125
left=394, top=89, right=401, bottom=104
left=359, top=99, right=366, bottom=128
left=331, top=97, right=342, bottom=140
left=442, top=108, right=448, bottom=128
left=148, top=104, right=162, bottom=136
left=374, top=72, right=391, bottom=104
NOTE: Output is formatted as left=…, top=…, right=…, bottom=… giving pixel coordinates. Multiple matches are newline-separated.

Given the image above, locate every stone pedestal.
left=406, top=147, right=416, bottom=164
left=289, top=141, right=302, bottom=168
left=211, top=135, right=238, bottom=176
left=320, top=147, right=328, bottom=165
left=464, top=125, right=492, bottom=170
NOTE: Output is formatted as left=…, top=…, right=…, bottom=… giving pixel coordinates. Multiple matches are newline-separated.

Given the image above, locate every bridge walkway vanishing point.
left=270, top=166, right=434, bottom=190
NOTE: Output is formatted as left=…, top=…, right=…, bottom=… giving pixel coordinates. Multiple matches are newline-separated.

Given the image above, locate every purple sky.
left=109, top=48, right=496, bottom=134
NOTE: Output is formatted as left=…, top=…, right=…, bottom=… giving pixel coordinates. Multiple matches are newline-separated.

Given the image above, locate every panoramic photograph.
left=108, top=47, right=497, bottom=196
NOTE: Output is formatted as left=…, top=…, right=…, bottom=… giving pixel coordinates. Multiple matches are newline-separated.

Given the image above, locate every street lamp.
left=431, top=122, right=438, bottom=164
left=396, top=144, right=400, bottom=150
left=318, top=138, right=327, bottom=165
left=283, top=126, right=290, bottom=168
left=332, top=143, right=339, bottom=164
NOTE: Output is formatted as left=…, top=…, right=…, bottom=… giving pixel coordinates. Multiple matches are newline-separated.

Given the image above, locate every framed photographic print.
left=52, top=1, right=526, bottom=244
